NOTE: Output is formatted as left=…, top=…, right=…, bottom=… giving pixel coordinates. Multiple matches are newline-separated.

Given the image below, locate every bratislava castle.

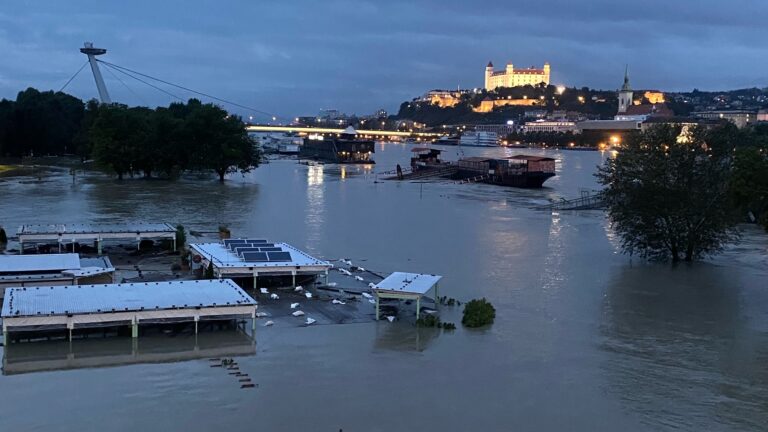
left=484, top=61, right=551, bottom=90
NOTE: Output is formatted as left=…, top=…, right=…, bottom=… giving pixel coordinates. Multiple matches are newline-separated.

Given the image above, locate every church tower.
left=617, top=65, right=633, bottom=114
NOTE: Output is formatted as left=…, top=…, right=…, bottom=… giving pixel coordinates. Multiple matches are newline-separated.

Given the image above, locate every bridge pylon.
left=79, top=42, right=111, bottom=104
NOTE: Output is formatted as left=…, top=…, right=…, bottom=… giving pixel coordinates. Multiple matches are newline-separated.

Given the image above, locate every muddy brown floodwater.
left=1, top=144, right=767, bottom=431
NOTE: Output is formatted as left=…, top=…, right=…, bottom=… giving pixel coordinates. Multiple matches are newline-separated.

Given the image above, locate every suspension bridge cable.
left=96, top=59, right=282, bottom=120
left=58, top=61, right=89, bottom=92
left=100, top=62, right=184, bottom=102
left=101, top=62, right=149, bottom=106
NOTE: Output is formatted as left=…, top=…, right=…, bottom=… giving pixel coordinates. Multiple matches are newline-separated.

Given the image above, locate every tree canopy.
left=0, top=88, right=259, bottom=181
left=597, top=124, right=741, bottom=262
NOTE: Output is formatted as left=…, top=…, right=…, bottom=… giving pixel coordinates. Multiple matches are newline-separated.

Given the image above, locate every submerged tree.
left=184, top=103, right=257, bottom=181
left=729, top=124, right=768, bottom=230
left=597, top=124, right=739, bottom=262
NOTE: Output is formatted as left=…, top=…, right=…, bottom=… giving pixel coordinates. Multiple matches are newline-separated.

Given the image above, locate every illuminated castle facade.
left=484, top=61, right=550, bottom=90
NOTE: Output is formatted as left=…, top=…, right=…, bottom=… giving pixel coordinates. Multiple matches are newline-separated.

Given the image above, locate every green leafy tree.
left=90, top=105, right=147, bottom=179
left=185, top=103, right=258, bottom=181
left=462, top=298, right=496, bottom=328
left=597, top=124, right=740, bottom=262
left=730, top=124, right=768, bottom=229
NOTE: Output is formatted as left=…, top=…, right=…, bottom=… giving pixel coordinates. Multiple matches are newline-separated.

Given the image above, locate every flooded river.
left=1, top=144, right=767, bottom=431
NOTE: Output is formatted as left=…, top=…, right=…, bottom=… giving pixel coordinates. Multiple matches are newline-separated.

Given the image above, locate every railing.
left=547, top=191, right=606, bottom=210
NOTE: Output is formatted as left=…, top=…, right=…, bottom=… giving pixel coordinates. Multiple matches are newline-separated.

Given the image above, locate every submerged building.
left=299, top=126, right=375, bottom=164
left=0, top=253, right=114, bottom=292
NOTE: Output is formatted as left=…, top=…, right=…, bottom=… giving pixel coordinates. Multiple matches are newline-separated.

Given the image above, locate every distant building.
left=484, top=61, right=551, bottom=90
left=523, top=120, right=579, bottom=134
left=615, top=67, right=673, bottom=121
left=617, top=66, right=634, bottom=114
left=758, top=109, right=768, bottom=122
left=473, top=96, right=539, bottom=113
left=422, top=90, right=464, bottom=108
left=318, top=109, right=342, bottom=120
left=524, top=109, right=548, bottom=119
left=475, top=123, right=518, bottom=136
left=692, top=110, right=757, bottom=128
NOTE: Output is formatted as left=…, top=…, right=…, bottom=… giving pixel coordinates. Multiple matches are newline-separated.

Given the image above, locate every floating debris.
left=362, top=292, right=373, bottom=299
left=241, top=383, right=255, bottom=389
left=354, top=276, right=364, bottom=281
left=255, top=312, right=270, bottom=318
left=263, top=320, right=274, bottom=327
left=292, top=310, right=305, bottom=317
left=331, top=299, right=346, bottom=305
left=270, top=293, right=280, bottom=300
left=294, top=286, right=303, bottom=292
left=305, top=292, right=313, bottom=299
left=368, top=299, right=376, bottom=304
left=290, top=302, right=300, bottom=309
left=305, top=317, right=316, bottom=325
left=260, top=288, right=269, bottom=294
left=368, top=283, right=376, bottom=288
left=327, top=282, right=338, bottom=287
left=386, top=316, right=395, bottom=322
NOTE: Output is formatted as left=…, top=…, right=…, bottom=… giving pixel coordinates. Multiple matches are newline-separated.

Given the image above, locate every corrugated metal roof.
left=1, top=279, right=255, bottom=318
left=0, top=254, right=81, bottom=274
left=190, top=242, right=331, bottom=269
left=373, top=272, right=442, bottom=295
left=17, top=223, right=175, bottom=235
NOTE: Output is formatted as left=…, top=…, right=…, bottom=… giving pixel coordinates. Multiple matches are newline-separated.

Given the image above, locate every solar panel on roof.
left=267, top=251, right=292, bottom=262
left=242, top=252, right=269, bottom=262
left=246, top=239, right=268, bottom=243
left=259, top=247, right=282, bottom=252
left=234, top=247, right=263, bottom=255
left=223, top=239, right=248, bottom=246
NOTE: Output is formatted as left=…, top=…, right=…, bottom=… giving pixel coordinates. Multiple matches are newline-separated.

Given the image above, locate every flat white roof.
left=0, top=254, right=81, bottom=274
left=373, top=272, right=442, bottom=295
left=190, top=242, right=331, bottom=270
left=2, top=279, right=255, bottom=318
left=17, top=223, right=175, bottom=236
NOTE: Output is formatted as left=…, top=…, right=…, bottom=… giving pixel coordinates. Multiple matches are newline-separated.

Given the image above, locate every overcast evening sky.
left=1, top=1, right=766, bottom=120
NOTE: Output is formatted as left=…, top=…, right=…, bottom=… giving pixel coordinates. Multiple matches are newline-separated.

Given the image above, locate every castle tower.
left=505, top=63, right=514, bottom=87
left=543, top=62, right=551, bottom=85
left=484, top=61, right=494, bottom=89
left=617, top=65, right=633, bottom=114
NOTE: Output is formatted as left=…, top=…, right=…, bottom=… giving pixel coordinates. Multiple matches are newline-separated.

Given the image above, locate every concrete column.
left=194, top=316, right=199, bottom=335
left=375, top=295, right=380, bottom=321
left=416, top=298, right=421, bottom=320
left=97, top=239, right=102, bottom=255
left=251, top=310, right=256, bottom=332
left=324, top=270, right=329, bottom=285
left=131, top=318, right=138, bottom=338
left=434, top=283, right=439, bottom=308
left=291, top=270, right=296, bottom=287
left=20, top=242, right=24, bottom=254
left=2, top=326, right=7, bottom=346
left=253, top=273, right=258, bottom=290
left=137, top=238, right=141, bottom=251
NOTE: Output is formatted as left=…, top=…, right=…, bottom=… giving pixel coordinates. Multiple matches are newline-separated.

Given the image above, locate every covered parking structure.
left=0, top=253, right=115, bottom=294
left=1, top=279, right=257, bottom=344
left=372, top=272, right=442, bottom=320
left=17, top=223, right=177, bottom=254
left=190, top=239, right=333, bottom=288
